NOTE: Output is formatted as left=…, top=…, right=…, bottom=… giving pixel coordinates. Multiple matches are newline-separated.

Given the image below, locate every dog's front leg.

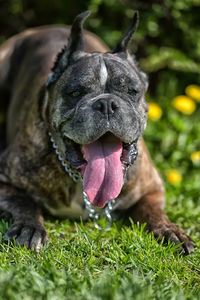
left=0, top=183, right=47, bottom=251
left=127, top=190, right=195, bottom=255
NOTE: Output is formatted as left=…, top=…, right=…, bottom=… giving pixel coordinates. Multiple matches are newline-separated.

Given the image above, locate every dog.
left=0, top=11, right=194, bottom=254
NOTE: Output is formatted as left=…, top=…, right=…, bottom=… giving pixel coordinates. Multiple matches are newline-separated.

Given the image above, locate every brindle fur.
left=0, top=13, right=194, bottom=254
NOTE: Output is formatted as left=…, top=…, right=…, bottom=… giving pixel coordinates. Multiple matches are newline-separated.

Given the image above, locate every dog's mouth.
left=63, top=132, right=138, bottom=208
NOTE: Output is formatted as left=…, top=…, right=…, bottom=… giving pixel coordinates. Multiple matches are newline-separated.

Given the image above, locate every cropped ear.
left=68, top=10, right=91, bottom=55
left=112, top=11, right=139, bottom=55
left=46, top=10, right=90, bottom=87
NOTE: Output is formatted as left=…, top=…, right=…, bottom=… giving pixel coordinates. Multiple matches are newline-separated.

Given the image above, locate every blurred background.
left=1, top=0, right=200, bottom=97
left=0, top=0, right=200, bottom=214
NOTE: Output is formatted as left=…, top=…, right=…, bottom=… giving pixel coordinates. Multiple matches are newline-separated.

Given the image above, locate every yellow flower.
left=166, top=170, right=182, bottom=185
left=190, top=151, right=200, bottom=163
left=172, top=95, right=196, bottom=115
left=148, top=102, right=162, bottom=121
left=185, top=85, right=200, bottom=102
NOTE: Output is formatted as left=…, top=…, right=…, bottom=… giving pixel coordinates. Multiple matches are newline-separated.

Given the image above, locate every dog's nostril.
left=95, top=102, right=104, bottom=112
left=93, top=99, right=119, bottom=115
left=110, top=101, right=119, bottom=112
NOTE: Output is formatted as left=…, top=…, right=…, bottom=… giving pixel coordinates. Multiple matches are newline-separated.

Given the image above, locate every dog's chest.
left=27, top=153, right=89, bottom=219
left=42, top=180, right=89, bottom=219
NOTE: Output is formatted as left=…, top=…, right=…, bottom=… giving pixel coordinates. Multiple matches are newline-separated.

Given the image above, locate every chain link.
left=49, top=132, right=80, bottom=182
left=83, top=192, right=115, bottom=230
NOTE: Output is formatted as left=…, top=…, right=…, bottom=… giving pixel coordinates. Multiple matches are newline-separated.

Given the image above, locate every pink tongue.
left=81, top=135, right=123, bottom=208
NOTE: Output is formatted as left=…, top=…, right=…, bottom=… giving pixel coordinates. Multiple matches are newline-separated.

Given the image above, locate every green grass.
left=0, top=215, right=199, bottom=300
left=0, top=92, right=200, bottom=299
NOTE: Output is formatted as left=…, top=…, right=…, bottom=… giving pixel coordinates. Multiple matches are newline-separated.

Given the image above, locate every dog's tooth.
left=80, top=145, right=85, bottom=157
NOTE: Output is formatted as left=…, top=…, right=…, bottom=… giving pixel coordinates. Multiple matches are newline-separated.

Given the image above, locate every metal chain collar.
left=49, top=132, right=80, bottom=182
left=83, top=192, right=115, bottom=231
left=48, top=132, right=115, bottom=230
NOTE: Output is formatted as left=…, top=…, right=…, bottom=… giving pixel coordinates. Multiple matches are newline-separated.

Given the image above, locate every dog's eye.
left=128, top=88, right=138, bottom=95
left=69, top=91, right=81, bottom=97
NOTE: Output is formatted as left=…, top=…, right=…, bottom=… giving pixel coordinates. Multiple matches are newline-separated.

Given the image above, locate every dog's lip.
left=62, top=131, right=134, bottom=145
left=62, top=132, right=138, bottom=170
left=64, top=135, right=86, bottom=169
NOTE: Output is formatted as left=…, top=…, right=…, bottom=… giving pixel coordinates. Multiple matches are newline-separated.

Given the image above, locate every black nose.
left=93, top=99, right=119, bottom=116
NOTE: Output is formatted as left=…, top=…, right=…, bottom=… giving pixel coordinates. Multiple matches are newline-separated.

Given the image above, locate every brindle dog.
left=0, top=11, right=194, bottom=254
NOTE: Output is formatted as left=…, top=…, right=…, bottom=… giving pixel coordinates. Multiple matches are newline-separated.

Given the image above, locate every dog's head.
left=45, top=11, right=149, bottom=207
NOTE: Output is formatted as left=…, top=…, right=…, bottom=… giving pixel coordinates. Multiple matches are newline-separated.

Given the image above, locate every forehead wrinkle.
left=104, top=55, right=141, bottom=81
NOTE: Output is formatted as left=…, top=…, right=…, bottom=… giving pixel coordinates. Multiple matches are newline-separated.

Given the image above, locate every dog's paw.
left=4, top=218, right=48, bottom=252
left=152, top=222, right=195, bottom=255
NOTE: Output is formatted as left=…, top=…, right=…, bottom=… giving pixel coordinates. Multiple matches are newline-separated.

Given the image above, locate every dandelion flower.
left=172, top=95, right=196, bottom=115
left=148, top=102, right=162, bottom=121
left=190, top=151, right=200, bottom=163
left=166, top=170, right=182, bottom=184
left=185, top=85, right=200, bottom=102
